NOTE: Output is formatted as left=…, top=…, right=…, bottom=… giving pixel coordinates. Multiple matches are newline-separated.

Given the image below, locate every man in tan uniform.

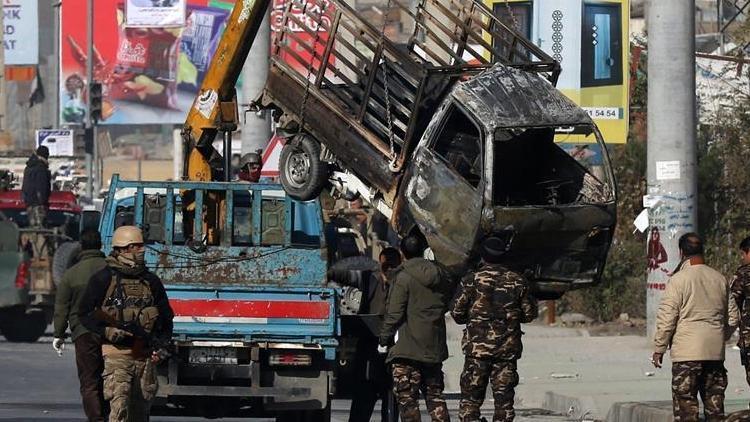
left=652, top=233, right=738, bottom=422
left=80, top=226, right=173, bottom=422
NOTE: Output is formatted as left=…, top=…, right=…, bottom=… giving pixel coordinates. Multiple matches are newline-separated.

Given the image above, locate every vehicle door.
left=401, top=103, right=485, bottom=268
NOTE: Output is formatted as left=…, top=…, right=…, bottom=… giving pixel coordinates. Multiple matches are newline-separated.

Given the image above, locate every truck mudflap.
left=167, top=286, right=338, bottom=339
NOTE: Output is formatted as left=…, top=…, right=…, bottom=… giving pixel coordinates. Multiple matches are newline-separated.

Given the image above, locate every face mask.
left=117, top=250, right=146, bottom=268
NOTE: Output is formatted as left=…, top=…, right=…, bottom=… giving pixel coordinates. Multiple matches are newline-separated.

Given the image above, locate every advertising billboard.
left=4, top=0, right=38, bottom=65
left=59, top=0, right=237, bottom=126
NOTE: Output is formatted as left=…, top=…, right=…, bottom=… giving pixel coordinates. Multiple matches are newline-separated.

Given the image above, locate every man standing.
left=53, top=229, right=108, bottom=421
left=21, top=146, right=51, bottom=227
left=451, top=236, right=538, bottom=422
left=329, top=247, right=402, bottom=421
left=379, top=234, right=454, bottom=422
left=730, top=236, right=750, bottom=393
left=80, top=226, right=174, bottom=422
left=652, top=233, right=738, bottom=422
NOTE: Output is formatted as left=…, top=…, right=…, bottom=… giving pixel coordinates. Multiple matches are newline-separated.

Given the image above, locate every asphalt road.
left=0, top=329, right=571, bottom=421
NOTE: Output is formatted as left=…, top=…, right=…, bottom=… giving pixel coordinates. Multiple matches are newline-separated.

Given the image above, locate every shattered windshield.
left=492, top=125, right=614, bottom=207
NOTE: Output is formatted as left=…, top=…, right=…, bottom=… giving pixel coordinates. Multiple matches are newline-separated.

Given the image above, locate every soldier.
left=451, top=236, right=537, bottom=422
left=652, top=233, right=738, bottom=422
left=379, top=233, right=454, bottom=422
left=21, top=146, right=51, bottom=227
left=52, top=229, right=108, bottom=421
left=80, top=226, right=174, bottom=422
left=731, top=236, right=750, bottom=394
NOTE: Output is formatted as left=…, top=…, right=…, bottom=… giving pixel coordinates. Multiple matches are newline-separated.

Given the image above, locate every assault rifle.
left=94, top=309, right=173, bottom=361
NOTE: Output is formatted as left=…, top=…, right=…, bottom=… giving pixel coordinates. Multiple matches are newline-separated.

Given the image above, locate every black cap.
left=35, top=145, right=49, bottom=159
left=480, top=236, right=510, bottom=263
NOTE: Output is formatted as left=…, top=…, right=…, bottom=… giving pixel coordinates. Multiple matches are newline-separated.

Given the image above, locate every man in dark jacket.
left=379, top=234, right=454, bottom=422
left=22, top=146, right=51, bottom=227
left=80, top=226, right=174, bottom=422
left=53, top=229, right=108, bottom=421
left=451, top=236, right=538, bottom=422
left=329, top=247, right=402, bottom=422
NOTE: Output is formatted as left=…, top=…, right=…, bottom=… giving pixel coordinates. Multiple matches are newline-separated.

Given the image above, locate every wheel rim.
left=285, top=149, right=311, bottom=189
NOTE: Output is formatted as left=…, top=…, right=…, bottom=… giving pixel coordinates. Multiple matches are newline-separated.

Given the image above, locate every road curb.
left=606, top=401, right=672, bottom=422
left=543, top=391, right=598, bottom=420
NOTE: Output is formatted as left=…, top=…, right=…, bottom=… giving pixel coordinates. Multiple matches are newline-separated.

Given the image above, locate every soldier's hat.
left=480, top=235, right=511, bottom=263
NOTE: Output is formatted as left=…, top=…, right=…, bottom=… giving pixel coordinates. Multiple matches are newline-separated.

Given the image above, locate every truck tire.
left=280, top=134, right=328, bottom=201
left=0, top=307, right=47, bottom=342
left=52, top=241, right=81, bottom=286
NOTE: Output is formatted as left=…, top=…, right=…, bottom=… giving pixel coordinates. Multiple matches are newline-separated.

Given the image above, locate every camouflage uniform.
left=392, top=360, right=449, bottom=422
left=103, top=354, right=158, bottom=422
left=671, top=361, right=727, bottom=422
left=451, top=264, right=538, bottom=422
left=731, top=264, right=750, bottom=388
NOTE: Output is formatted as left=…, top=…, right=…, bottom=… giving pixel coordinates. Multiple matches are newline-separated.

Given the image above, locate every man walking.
left=53, top=229, right=108, bottom=421
left=731, top=236, right=750, bottom=394
left=80, top=226, right=174, bottom=422
left=21, top=145, right=51, bottom=227
left=451, top=236, right=538, bottom=422
left=379, top=234, right=454, bottom=422
left=329, top=247, right=402, bottom=421
left=652, top=233, right=738, bottom=422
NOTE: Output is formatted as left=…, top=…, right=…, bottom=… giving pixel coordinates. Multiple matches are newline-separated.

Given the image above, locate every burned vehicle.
left=180, top=0, right=616, bottom=296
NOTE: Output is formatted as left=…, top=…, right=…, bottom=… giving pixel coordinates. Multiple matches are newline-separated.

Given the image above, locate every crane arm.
left=182, top=0, right=272, bottom=181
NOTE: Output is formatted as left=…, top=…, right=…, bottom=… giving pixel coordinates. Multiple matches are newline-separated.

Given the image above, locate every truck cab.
left=99, top=176, right=335, bottom=419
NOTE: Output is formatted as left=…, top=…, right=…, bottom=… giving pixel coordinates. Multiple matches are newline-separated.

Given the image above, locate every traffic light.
left=89, top=82, right=103, bottom=124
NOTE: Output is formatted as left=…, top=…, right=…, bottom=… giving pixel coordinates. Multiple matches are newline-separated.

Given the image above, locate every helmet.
left=112, top=226, right=144, bottom=248
left=240, top=152, right=261, bottom=168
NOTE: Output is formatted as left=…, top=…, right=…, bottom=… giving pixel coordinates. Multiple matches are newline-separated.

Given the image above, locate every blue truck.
left=99, top=176, right=346, bottom=420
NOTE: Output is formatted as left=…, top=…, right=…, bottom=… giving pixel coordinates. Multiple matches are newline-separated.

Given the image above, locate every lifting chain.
left=377, top=0, right=399, bottom=171
left=297, top=0, right=329, bottom=136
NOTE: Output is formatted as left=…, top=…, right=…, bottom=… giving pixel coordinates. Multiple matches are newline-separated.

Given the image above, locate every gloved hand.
left=52, top=338, right=64, bottom=356
left=105, top=327, right=132, bottom=344
left=377, top=345, right=388, bottom=354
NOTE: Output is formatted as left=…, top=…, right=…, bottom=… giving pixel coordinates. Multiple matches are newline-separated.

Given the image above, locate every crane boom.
left=182, top=0, right=272, bottom=181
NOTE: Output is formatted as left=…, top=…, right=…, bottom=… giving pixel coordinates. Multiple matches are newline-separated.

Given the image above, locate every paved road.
left=0, top=328, right=571, bottom=421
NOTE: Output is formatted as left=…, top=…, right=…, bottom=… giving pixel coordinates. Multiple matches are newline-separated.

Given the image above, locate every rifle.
left=94, top=309, right=173, bottom=360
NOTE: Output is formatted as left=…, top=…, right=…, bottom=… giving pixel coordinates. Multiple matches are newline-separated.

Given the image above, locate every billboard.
left=4, top=0, right=38, bottom=65
left=36, top=129, right=75, bottom=157
left=59, top=0, right=237, bottom=125
left=485, top=0, right=630, bottom=144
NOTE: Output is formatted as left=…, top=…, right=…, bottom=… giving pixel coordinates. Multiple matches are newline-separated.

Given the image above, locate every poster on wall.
left=126, top=0, right=187, bottom=27
left=4, top=0, right=39, bottom=65
left=59, top=0, right=237, bottom=125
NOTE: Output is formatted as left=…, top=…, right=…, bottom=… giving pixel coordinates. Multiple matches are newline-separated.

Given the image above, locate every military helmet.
left=112, top=225, right=144, bottom=248
left=240, top=152, right=261, bottom=168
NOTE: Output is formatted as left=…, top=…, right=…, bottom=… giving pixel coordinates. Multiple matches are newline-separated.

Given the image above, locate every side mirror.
left=81, top=210, right=101, bottom=232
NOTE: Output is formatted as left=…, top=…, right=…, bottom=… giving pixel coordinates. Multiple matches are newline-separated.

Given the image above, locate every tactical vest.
left=101, top=273, right=159, bottom=338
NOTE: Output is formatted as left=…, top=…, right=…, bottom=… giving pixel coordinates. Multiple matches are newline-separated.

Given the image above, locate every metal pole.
left=0, top=1, right=6, bottom=136
left=85, top=0, right=93, bottom=200
left=645, top=0, right=698, bottom=339
left=223, top=131, right=232, bottom=182
left=240, top=8, right=271, bottom=155
left=719, top=0, right=725, bottom=55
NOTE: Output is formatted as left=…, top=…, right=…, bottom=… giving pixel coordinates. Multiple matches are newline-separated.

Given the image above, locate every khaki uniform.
left=654, top=259, right=739, bottom=422
left=451, top=263, right=537, bottom=422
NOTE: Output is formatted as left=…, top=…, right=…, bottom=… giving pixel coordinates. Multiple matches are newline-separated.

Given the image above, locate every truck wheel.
left=280, top=134, right=328, bottom=201
left=0, top=308, right=47, bottom=342
left=52, top=241, right=81, bottom=286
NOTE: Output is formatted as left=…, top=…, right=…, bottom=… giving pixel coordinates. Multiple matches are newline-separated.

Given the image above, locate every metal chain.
left=297, top=0, right=328, bottom=135
left=378, top=0, right=398, bottom=170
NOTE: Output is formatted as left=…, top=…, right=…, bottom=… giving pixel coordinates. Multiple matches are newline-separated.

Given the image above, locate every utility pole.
left=645, top=0, right=698, bottom=339
left=240, top=9, right=271, bottom=157
left=0, top=1, right=6, bottom=139
left=85, top=0, right=94, bottom=200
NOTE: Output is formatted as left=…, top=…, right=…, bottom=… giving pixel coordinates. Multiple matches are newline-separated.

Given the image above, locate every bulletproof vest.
left=101, top=273, right=159, bottom=336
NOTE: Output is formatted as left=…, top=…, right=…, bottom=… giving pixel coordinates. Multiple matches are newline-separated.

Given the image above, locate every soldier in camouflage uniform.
left=379, top=233, right=455, bottom=422
left=731, top=236, right=750, bottom=396
left=451, top=236, right=538, bottom=422
left=80, top=226, right=174, bottom=422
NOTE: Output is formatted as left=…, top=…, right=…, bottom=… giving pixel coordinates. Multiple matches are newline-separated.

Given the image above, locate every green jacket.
left=53, top=250, right=107, bottom=341
left=379, top=258, right=454, bottom=364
